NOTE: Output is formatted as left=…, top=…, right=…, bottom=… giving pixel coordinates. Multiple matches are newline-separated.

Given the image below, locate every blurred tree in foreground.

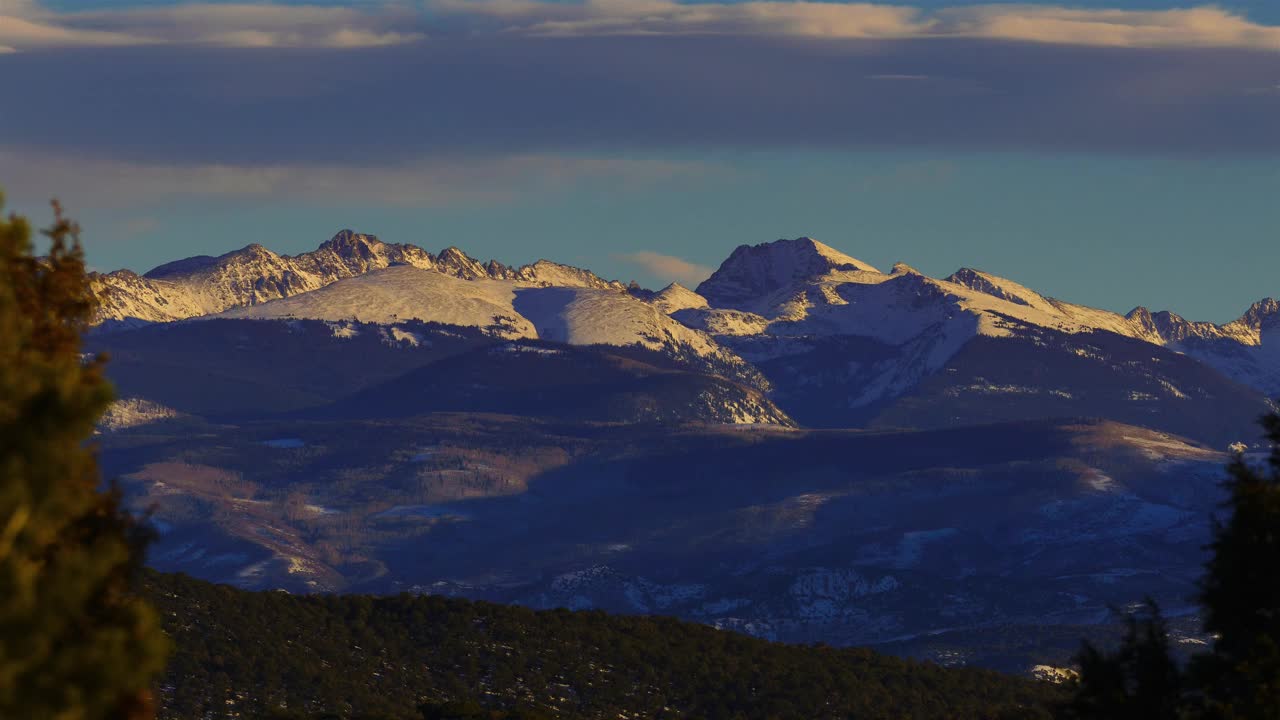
left=1192, top=412, right=1280, bottom=718
left=1069, top=413, right=1280, bottom=719
left=0, top=192, right=168, bottom=719
left=1067, top=600, right=1181, bottom=720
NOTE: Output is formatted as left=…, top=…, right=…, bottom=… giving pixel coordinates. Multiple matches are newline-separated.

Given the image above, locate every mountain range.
left=87, top=231, right=1277, bottom=675
left=92, top=231, right=1277, bottom=442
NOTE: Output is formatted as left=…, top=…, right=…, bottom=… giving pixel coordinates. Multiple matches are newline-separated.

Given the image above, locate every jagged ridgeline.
left=93, top=232, right=1277, bottom=678
left=90, top=231, right=1280, bottom=444
left=148, top=572, right=1061, bottom=720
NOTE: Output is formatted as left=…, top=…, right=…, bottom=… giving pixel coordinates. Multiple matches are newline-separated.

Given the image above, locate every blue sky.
left=2, top=0, right=1278, bottom=322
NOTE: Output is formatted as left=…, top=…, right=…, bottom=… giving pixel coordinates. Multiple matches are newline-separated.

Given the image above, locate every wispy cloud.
left=0, top=147, right=716, bottom=209
left=0, top=1, right=423, bottom=50
left=436, top=1, right=1280, bottom=51
left=618, top=251, right=713, bottom=286
left=3, top=1, right=1280, bottom=52
left=114, top=216, right=162, bottom=238
left=3, top=1, right=1280, bottom=168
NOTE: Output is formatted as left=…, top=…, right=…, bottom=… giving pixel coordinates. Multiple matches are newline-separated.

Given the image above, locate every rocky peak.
left=229, top=243, right=276, bottom=260
left=484, top=259, right=511, bottom=279
left=652, top=282, right=710, bottom=315
left=1140, top=309, right=1238, bottom=345
left=1126, top=306, right=1153, bottom=323
left=319, top=229, right=382, bottom=258
left=696, top=237, right=880, bottom=310
left=945, top=268, right=1037, bottom=307
left=510, top=259, right=622, bottom=290
left=144, top=255, right=220, bottom=279
left=1239, top=298, right=1280, bottom=330
left=435, top=246, right=489, bottom=280
left=1126, top=306, right=1159, bottom=337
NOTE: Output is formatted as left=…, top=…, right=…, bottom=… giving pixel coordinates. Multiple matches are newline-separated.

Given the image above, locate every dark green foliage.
left=1069, top=414, right=1280, bottom=719
left=0, top=195, right=169, bottom=719
left=146, top=571, right=1061, bottom=720
left=1067, top=601, right=1181, bottom=720
left=1193, top=413, right=1280, bottom=718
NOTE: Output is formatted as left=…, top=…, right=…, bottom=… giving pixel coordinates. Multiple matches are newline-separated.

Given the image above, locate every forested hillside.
left=147, top=572, right=1062, bottom=719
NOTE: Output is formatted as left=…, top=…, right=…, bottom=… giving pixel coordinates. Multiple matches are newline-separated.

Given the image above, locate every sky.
left=1, top=0, right=1277, bottom=322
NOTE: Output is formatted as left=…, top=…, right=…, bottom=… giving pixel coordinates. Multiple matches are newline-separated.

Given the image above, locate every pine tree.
left=1067, top=413, right=1280, bottom=719
left=1067, top=600, right=1182, bottom=720
left=0, top=194, right=169, bottom=720
left=1194, top=413, right=1280, bottom=718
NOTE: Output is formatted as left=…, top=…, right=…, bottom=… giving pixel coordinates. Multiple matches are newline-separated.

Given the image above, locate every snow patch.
left=98, top=397, right=180, bottom=431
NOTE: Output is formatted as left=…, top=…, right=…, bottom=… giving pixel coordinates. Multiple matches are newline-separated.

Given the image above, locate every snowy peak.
left=1125, top=300, right=1270, bottom=347
left=435, top=246, right=490, bottom=280
left=144, top=254, right=220, bottom=279
left=798, top=237, right=880, bottom=273
left=1237, top=298, right=1279, bottom=331
left=696, top=237, right=881, bottom=311
left=651, top=282, right=710, bottom=315
left=944, top=268, right=1046, bottom=309
left=507, top=259, right=625, bottom=290
left=91, top=232, right=627, bottom=327
left=1124, top=307, right=1162, bottom=341
left=319, top=228, right=376, bottom=254
left=314, top=226, right=384, bottom=260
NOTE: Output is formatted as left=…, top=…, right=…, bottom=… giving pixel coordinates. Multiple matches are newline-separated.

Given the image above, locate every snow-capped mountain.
left=650, top=282, right=709, bottom=315
left=91, top=231, right=1275, bottom=438
left=89, top=232, right=1277, bottom=668
left=686, top=238, right=1276, bottom=406
left=215, top=266, right=755, bottom=384
left=695, top=237, right=881, bottom=314
left=90, top=229, right=623, bottom=327
left=696, top=237, right=1163, bottom=345
left=1124, top=299, right=1280, bottom=395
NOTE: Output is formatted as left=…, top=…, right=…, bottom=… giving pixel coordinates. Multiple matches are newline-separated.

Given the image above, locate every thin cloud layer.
left=940, top=5, right=1280, bottom=49
left=3, top=1, right=1280, bottom=51
left=438, top=0, right=1280, bottom=50
left=3, top=0, right=1280, bottom=201
left=618, top=251, right=714, bottom=286
left=0, top=147, right=716, bottom=209
left=0, top=1, right=422, bottom=50
left=6, top=33, right=1277, bottom=164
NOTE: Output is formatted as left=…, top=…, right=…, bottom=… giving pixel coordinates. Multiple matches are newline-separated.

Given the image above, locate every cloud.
left=618, top=251, right=713, bottom=285
left=110, top=216, right=162, bottom=240
left=436, top=1, right=1280, bottom=50
left=0, top=147, right=717, bottom=209
left=7, top=31, right=1279, bottom=161
left=2, top=3, right=1280, bottom=167
left=0, top=1, right=423, bottom=50
left=3, top=1, right=1280, bottom=52
left=939, top=6, right=1280, bottom=50
left=482, top=1, right=922, bottom=40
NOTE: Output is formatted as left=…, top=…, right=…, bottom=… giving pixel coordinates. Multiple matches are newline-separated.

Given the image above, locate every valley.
left=85, top=232, right=1276, bottom=676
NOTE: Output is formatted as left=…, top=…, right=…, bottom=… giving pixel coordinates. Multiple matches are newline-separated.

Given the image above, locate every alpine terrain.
left=88, top=231, right=1278, bottom=674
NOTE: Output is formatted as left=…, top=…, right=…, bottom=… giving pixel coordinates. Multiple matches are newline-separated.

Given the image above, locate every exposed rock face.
left=696, top=237, right=880, bottom=312
left=92, top=232, right=1279, bottom=400
left=91, top=230, right=620, bottom=326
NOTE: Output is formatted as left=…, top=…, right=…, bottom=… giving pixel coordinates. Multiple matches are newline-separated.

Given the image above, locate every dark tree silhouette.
left=1068, top=600, right=1182, bottom=720
left=1069, top=413, right=1280, bottom=719
left=1193, top=413, right=1280, bottom=718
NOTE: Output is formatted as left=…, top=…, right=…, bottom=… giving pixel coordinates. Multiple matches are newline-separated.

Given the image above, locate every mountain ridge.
left=95, top=230, right=1272, bottom=345
left=91, top=232, right=1277, bottom=403
left=90, top=229, right=624, bottom=327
